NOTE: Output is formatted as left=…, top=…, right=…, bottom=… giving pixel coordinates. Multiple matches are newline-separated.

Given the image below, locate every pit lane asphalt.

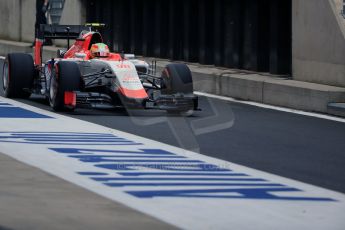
left=1, top=59, right=345, bottom=194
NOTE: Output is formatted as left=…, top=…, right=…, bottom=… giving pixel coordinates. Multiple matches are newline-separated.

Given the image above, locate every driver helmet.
left=90, top=43, right=110, bottom=58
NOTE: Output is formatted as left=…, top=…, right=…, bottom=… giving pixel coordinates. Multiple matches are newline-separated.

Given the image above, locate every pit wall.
left=0, top=0, right=86, bottom=43
left=292, top=0, right=345, bottom=87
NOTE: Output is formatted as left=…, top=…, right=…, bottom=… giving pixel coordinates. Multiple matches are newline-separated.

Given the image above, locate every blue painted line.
left=126, top=188, right=336, bottom=201
left=0, top=136, right=125, bottom=140
left=73, top=158, right=202, bottom=163
left=117, top=172, right=248, bottom=176
left=0, top=106, right=52, bottom=118
left=41, top=141, right=336, bottom=202
left=93, top=177, right=265, bottom=181
left=23, top=139, right=134, bottom=143
left=8, top=134, right=121, bottom=138
left=70, top=155, right=186, bottom=159
left=23, top=137, right=124, bottom=140
left=50, top=148, right=176, bottom=155
left=7, top=132, right=114, bottom=135
left=0, top=140, right=142, bottom=145
left=0, top=132, right=140, bottom=146
left=79, top=171, right=248, bottom=177
left=78, top=172, right=109, bottom=176
left=95, top=163, right=230, bottom=171
left=105, top=182, right=283, bottom=187
left=0, top=103, right=11, bottom=105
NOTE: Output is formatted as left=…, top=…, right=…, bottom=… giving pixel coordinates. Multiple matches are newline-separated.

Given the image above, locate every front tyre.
left=2, top=53, right=34, bottom=98
left=161, top=63, right=193, bottom=95
left=49, top=61, right=80, bottom=111
left=161, top=63, right=195, bottom=116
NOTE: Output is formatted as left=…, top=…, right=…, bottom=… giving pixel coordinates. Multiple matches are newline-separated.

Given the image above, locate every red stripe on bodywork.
left=118, top=87, right=148, bottom=99
left=34, top=39, right=43, bottom=65
left=64, top=91, right=76, bottom=107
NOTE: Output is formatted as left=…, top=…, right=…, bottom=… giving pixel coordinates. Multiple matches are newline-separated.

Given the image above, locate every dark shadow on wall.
left=85, top=0, right=291, bottom=75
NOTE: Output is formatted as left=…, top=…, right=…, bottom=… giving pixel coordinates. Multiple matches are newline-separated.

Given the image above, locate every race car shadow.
left=126, top=109, right=199, bottom=118
left=70, top=108, right=128, bottom=116
left=28, top=96, right=48, bottom=105
left=24, top=96, right=127, bottom=117
left=25, top=96, right=199, bottom=118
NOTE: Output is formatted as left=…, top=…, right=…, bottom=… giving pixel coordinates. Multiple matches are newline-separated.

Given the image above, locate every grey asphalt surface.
left=0, top=153, right=176, bottom=230
left=1, top=58, right=345, bottom=195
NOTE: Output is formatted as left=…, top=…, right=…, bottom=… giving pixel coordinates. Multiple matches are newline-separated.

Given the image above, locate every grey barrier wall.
left=0, top=0, right=85, bottom=43
left=292, top=0, right=345, bottom=87
left=0, top=0, right=22, bottom=41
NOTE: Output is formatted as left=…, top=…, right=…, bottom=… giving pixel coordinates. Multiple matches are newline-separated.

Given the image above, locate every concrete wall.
left=0, top=0, right=21, bottom=41
left=59, top=0, right=86, bottom=25
left=0, top=0, right=86, bottom=43
left=21, top=0, right=36, bottom=43
left=292, top=0, right=345, bottom=87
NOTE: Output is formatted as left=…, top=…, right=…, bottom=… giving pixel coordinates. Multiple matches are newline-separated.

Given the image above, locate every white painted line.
left=0, top=56, right=5, bottom=59
left=0, top=96, right=345, bottom=230
left=195, top=91, right=345, bottom=123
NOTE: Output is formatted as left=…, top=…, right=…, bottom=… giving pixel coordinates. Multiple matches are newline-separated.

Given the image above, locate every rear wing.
left=34, top=23, right=105, bottom=65
left=38, top=24, right=89, bottom=40
left=38, top=23, right=105, bottom=40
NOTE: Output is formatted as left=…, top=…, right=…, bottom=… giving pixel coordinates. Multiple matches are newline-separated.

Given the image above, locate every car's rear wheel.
left=2, top=53, right=34, bottom=98
left=49, top=61, right=80, bottom=111
left=161, top=63, right=195, bottom=115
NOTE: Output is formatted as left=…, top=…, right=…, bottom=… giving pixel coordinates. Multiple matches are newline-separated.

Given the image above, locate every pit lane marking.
left=1, top=96, right=345, bottom=230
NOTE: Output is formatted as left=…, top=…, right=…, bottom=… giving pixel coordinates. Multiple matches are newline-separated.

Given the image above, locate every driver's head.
left=90, top=43, right=110, bottom=58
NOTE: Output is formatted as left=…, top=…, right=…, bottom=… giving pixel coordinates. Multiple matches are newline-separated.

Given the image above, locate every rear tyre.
left=161, top=63, right=194, bottom=116
left=49, top=61, right=80, bottom=111
left=2, top=53, right=34, bottom=98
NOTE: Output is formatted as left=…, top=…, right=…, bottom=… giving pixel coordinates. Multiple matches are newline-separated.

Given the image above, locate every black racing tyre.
left=161, top=63, right=193, bottom=95
left=49, top=61, right=80, bottom=111
left=2, top=53, right=34, bottom=98
left=161, top=63, right=194, bottom=115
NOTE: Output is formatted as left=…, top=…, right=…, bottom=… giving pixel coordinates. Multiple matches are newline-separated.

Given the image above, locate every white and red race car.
left=2, top=24, right=198, bottom=114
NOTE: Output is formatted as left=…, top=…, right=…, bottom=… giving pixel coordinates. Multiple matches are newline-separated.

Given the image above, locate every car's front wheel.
left=49, top=61, right=81, bottom=111
left=161, top=63, right=195, bottom=116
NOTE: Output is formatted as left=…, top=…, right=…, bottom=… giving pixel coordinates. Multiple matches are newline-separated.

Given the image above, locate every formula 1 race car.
left=2, top=24, right=198, bottom=115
